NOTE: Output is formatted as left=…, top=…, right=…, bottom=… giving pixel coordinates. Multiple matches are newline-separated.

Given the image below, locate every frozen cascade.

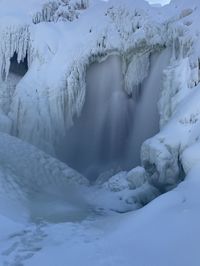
left=128, top=48, right=171, bottom=166
left=0, top=23, right=30, bottom=82
left=58, top=51, right=171, bottom=181
left=0, top=52, right=28, bottom=133
left=58, top=56, right=133, bottom=179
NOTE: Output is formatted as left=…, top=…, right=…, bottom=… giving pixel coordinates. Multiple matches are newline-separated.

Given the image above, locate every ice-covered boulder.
left=91, top=167, right=159, bottom=212
left=127, top=166, right=147, bottom=189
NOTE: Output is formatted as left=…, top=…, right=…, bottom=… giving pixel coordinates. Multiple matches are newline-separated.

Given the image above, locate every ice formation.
left=32, top=0, right=89, bottom=24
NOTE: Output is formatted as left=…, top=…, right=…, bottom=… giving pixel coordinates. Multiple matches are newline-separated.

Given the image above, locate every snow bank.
left=18, top=165, right=200, bottom=266
left=0, top=132, right=88, bottom=222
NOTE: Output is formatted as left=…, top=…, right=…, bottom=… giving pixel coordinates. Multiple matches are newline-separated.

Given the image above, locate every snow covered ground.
left=1, top=167, right=200, bottom=266
left=0, top=0, right=200, bottom=265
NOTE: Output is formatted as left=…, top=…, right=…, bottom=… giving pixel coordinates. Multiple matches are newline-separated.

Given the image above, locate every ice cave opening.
left=59, top=49, right=170, bottom=181
left=0, top=52, right=29, bottom=118
left=9, top=52, right=28, bottom=77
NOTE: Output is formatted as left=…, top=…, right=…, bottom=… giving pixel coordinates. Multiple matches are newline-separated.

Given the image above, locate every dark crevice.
left=9, top=52, right=28, bottom=76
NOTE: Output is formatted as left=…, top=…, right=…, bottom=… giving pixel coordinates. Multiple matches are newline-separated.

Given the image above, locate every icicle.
left=124, top=52, right=150, bottom=97
left=0, top=24, right=30, bottom=81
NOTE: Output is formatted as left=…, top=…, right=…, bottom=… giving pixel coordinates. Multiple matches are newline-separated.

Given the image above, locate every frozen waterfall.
left=0, top=52, right=29, bottom=134
left=57, top=50, right=170, bottom=181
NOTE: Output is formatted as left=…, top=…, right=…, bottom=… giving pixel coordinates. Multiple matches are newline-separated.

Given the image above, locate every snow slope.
left=0, top=132, right=89, bottom=223
left=1, top=167, right=200, bottom=266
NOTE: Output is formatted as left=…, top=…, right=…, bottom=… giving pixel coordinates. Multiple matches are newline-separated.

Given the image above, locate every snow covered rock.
left=126, top=166, right=147, bottom=189
left=91, top=167, right=159, bottom=213
left=103, top=171, right=129, bottom=192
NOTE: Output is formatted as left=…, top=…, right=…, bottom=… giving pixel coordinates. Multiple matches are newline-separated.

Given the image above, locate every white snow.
left=1, top=167, right=200, bottom=266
